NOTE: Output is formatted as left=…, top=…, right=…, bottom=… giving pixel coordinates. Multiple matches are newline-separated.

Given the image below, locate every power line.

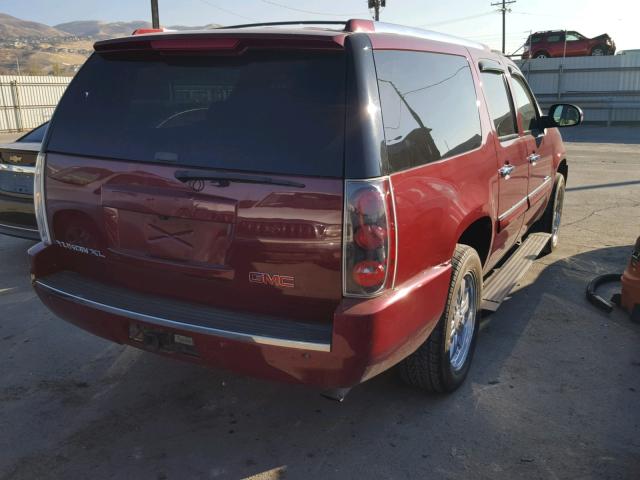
left=258, top=0, right=363, bottom=17
left=196, top=0, right=256, bottom=22
left=368, top=1, right=386, bottom=21
left=490, top=0, right=516, bottom=53
left=418, top=11, right=495, bottom=28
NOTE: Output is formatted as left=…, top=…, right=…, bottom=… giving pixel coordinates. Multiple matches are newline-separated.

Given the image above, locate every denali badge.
left=55, top=240, right=106, bottom=258
left=249, top=271, right=295, bottom=288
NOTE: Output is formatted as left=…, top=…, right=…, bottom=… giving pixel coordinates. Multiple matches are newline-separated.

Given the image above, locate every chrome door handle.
left=528, top=153, right=541, bottom=165
left=499, top=164, right=515, bottom=179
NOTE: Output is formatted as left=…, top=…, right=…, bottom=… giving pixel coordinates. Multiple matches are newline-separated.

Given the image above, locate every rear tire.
left=533, top=173, right=565, bottom=254
left=399, top=245, right=482, bottom=393
left=534, top=51, right=549, bottom=58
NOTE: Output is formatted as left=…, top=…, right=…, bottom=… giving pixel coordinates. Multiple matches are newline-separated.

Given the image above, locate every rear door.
left=43, top=44, right=347, bottom=324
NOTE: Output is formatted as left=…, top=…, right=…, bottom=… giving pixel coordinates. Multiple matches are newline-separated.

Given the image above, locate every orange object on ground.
left=621, top=236, right=640, bottom=318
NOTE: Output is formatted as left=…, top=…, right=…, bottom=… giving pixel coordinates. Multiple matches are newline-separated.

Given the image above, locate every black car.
left=0, top=122, right=48, bottom=240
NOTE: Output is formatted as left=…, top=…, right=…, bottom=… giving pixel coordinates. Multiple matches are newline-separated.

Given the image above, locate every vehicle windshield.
left=46, top=50, right=346, bottom=177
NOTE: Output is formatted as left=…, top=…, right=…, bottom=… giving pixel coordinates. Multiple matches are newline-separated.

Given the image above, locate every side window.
left=565, top=32, right=581, bottom=42
left=510, top=75, right=538, bottom=133
left=546, top=34, right=561, bottom=43
left=374, top=50, right=482, bottom=172
left=480, top=71, right=517, bottom=138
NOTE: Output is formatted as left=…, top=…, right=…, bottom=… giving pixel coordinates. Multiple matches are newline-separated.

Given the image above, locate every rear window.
left=19, top=122, right=48, bottom=143
left=46, top=50, right=346, bottom=177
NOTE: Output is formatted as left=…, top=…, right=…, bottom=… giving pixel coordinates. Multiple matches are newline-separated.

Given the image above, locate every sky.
left=1, top=0, right=638, bottom=53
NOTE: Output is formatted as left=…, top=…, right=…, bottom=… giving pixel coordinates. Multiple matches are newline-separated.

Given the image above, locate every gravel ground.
left=0, top=135, right=639, bottom=480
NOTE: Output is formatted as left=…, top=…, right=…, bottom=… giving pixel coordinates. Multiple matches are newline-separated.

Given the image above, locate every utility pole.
left=491, top=0, right=516, bottom=54
left=150, top=0, right=160, bottom=29
left=368, top=0, right=386, bottom=21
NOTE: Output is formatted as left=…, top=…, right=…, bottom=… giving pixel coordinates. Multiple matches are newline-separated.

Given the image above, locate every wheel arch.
left=457, top=215, right=493, bottom=267
left=558, top=158, right=568, bottom=182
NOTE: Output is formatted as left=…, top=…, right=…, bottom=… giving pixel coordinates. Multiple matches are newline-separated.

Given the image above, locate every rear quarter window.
left=46, top=50, right=346, bottom=177
left=374, top=50, right=482, bottom=172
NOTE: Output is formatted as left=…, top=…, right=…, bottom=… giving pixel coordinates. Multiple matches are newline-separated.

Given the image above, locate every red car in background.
left=522, top=30, right=616, bottom=59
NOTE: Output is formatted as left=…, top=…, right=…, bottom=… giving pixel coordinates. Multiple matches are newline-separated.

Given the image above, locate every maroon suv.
left=30, top=20, right=582, bottom=398
left=522, top=30, right=616, bottom=59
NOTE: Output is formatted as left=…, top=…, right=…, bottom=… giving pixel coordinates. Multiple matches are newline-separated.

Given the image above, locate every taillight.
left=343, top=178, right=397, bottom=297
left=34, top=152, right=52, bottom=245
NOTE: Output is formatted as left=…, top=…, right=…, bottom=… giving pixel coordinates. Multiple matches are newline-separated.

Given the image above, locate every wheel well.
left=458, top=217, right=492, bottom=266
left=558, top=159, right=568, bottom=182
left=534, top=50, right=549, bottom=58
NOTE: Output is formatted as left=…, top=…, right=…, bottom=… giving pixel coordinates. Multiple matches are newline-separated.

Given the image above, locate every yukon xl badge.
left=249, top=271, right=295, bottom=288
left=55, top=240, right=106, bottom=258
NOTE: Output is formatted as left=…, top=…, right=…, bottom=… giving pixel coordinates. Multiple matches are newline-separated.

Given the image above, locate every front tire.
left=591, top=45, right=607, bottom=56
left=533, top=173, right=565, bottom=254
left=399, top=245, right=482, bottom=393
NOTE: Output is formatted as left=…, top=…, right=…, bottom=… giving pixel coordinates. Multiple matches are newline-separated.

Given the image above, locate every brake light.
left=132, top=28, right=171, bottom=35
left=343, top=178, right=397, bottom=297
left=34, top=152, right=52, bottom=245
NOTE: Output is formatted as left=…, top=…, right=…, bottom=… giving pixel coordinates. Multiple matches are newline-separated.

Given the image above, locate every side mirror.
left=542, top=103, right=584, bottom=128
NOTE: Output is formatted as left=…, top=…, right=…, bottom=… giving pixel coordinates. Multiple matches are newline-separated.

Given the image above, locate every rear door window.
left=480, top=71, right=517, bottom=139
left=374, top=50, right=482, bottom=172
left=46, top=51, right=346, bottom=177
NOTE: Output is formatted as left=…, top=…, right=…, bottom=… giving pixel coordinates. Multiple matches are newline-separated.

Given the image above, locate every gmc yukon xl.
left=30, top=20, right=582, bottom=398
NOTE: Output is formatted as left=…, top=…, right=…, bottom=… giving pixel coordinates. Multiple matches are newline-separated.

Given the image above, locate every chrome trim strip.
left=0, top=222, right=38, bottom=232
left=528, top=175, right=552, bottom=199
left=35, top=280, right=332, bottom=353
left=389, top=176, right=399, bottom=290
left=0, top=164, right=35, bottom=174
left=498, top=196, right=528, bottom=222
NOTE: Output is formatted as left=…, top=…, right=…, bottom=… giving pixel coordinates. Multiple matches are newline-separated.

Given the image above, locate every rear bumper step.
left=35, top=271, right=332, bottom=352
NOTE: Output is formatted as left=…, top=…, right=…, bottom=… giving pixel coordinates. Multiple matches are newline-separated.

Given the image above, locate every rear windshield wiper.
left=174, top=170, right=306, bottom=189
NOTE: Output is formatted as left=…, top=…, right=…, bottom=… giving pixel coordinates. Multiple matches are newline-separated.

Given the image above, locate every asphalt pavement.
left=0, top=130, right=639, bottom=479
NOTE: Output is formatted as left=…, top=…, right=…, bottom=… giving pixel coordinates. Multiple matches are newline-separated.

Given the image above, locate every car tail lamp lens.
left=34, top=152, right=52, bottom=245
left=343, top=179, right=396, bottom=297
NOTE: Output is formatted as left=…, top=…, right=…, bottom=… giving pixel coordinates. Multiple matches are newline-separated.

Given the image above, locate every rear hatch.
left=43, top=35, right=347, bottom=323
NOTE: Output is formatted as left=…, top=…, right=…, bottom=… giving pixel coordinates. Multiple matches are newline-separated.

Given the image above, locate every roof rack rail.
left=215, top=19, right=487, bottom=50
left=217, top=21, right=347, bottom=30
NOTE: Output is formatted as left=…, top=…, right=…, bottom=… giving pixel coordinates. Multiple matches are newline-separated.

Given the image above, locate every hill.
left=55, top=20, right=222, bottom=38
left=0, top=13, right=66, bottom=38
left=55, top=20, right=150, bottom=39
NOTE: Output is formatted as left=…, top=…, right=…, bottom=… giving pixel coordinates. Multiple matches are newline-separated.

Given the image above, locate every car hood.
left=0, top=142, right=41, bottom=152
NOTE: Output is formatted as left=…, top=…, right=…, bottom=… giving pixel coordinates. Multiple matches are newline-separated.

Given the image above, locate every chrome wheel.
left=591, top=48, right=605, bottom=56
left=551, top=183, right=564, bottom=247
left=449, top=272, right=477, bottom=371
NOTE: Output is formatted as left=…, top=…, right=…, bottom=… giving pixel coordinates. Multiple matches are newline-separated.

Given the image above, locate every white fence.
left=517, top=55, right=640, bottom=125
left=0, top=75, right=72, bottom=133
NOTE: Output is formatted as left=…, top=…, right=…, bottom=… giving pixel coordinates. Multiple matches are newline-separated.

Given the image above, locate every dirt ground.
left=0, top=129, right=639, bottom=479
